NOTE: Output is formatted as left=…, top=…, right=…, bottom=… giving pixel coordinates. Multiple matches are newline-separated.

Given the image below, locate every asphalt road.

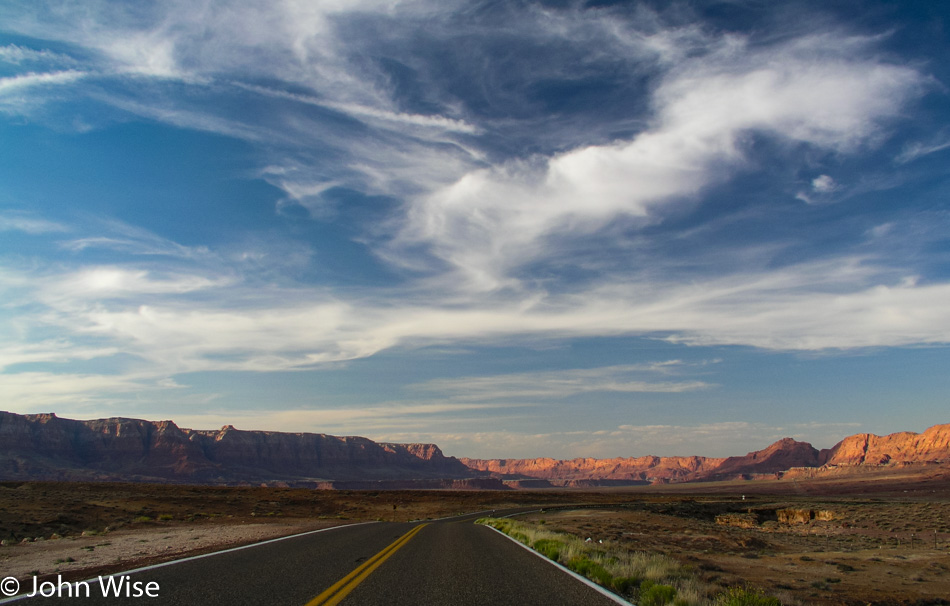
left=7, top=509, right=623, bottom=605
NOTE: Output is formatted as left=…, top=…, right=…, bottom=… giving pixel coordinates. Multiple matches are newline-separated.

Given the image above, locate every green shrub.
left=715, top=586, right=781, bottom=606
left=610, top=576, right=640, bottom=595
left=640, top=582, right=677, bottom=606
left=568, top=557, right=612, bottom=587
left=532, top=538, right=563, bottom=561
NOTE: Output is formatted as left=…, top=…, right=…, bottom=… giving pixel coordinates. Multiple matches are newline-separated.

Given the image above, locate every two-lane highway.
left=7, top=511, right=624, bottom=605
left=333, top=519, right=622, bottom=605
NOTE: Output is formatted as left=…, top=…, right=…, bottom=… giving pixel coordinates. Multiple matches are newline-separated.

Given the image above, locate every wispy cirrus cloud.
left=896, top=134, right=950, bottom=164
left=5, top=251, right=948, bottom=397
left=234, top=82, right=479, bottom=135
left=0, top=371, right=181, bottom=408
left=167, top=400, right=532, bottom=437
left=58, top=219, right=212, bottom=258
left=0, top=211, right=69, bottom=234
left=0, top=44, right=75, bottom=66
left=411, top=363, right=713, bottom=401
left=0, top=70, right=88, bottom=114
left=0, top=70, right=87, bottom=93
left=0, top=0, right=948, bottom=456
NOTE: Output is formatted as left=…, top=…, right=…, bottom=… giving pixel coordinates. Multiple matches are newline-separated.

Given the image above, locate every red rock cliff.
left=459, top=454, right=726, bottom=483
left=819, top=424, right=950, bottom=466
left=0, top=411, right=475, bottom=484
left=462, top=427, right=950, bottom=483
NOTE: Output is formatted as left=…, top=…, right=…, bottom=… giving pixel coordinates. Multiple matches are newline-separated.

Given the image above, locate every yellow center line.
left=305, top=524, right=428, bottom=606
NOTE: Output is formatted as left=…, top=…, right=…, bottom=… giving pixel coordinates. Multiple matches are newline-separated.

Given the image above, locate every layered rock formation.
left=3, top=411, right=948, bottom=487
left=818, top=424, right=950, bottom=466
left=0, top=412, right=476, bottom=485
left=705, top=438, right=821, bottom=480
left=463, top=425, right=950, bottom=484
left=459, top=455, right=726, bottom=484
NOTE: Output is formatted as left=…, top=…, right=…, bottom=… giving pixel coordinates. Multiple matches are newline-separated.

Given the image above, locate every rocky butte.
left=0, top=411, right=484, bottom=487
left=461, top=423, right=950, bottom=485
left=2, top=411, right=948, bottom=487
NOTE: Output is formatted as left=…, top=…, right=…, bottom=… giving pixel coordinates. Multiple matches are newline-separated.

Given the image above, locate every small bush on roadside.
left=640, top=581, right=677, bottom=606
left=568, top=556, right=612, bottom=586
left=611, top=576, right=640, bottom=594
left=533, top=538, right=563, bottom=560
left=715, top=586, right=781, bottom=606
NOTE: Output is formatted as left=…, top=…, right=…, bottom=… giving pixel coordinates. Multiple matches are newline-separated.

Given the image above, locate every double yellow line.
left=305, top=524, right=428, bottom=606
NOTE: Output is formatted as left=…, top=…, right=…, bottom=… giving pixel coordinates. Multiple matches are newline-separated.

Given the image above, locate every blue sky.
left=2, top=0, right=949, bottom=459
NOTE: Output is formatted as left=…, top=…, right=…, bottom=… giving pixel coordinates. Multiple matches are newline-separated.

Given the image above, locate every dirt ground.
left=0, top=481, right=615, bottom=588
left=2, top=478, right=950, bottom=604
left=519, top=497, right=950, bottom=605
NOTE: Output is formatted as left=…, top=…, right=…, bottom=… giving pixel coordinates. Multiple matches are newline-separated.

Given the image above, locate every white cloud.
left=167, top=401, right=529, bottom=437
left=236, top=83, right=479, bottom=134
left=3, top=253, right=946, bottom=403
left=0, top=44, right=73, bottom=65
left=59, top=219, right=212, bottom=258
left=0, top=212, right=69, bottom=234
left=47, top=267, right=229, bottom=298
left=0, top=371, right=179, bottom=408
left=896, top=136, right=950, bottom=164
left=323, top=101, right=480, bottom=134
left=1, top=3, right=947, bottom=427
left=94, top=95, right=272, bottom=142
left=797, top=174, right=841, bottom=203
left=811, top=175, right=838, bottom=193
left=0, top=341, right=119, bottom=373
left=411, top=363, right=712, bottom=401
left=0, top=70, right=86, bottom=95
left=397, top=34, right=925, bottom=291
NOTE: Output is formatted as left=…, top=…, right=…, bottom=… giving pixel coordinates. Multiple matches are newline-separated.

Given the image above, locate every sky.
left=1, top=0, right=949, bottom=460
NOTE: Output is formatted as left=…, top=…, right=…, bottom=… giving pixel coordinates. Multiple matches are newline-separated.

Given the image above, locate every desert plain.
left=2, top=464, right=949, bottom=606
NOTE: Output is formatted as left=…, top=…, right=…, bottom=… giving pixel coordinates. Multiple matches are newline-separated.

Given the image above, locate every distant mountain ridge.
left=2, top=411, right=948, bottom=487
left=461, top=424, right=950, bottom=485
left=0, top=412, right=476, bottom=485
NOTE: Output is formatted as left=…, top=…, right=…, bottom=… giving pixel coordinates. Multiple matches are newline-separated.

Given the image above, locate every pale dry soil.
left=0, top=520, right=338, bottom=583
left=522, top=499, right=950, bottom=606
left=4, top=481, right=950, bottom=603
left=0, top=481, right=617, bottom=589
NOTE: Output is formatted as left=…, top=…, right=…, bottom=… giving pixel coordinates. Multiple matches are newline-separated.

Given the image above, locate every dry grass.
left=479, top=516, right=766, bottom=605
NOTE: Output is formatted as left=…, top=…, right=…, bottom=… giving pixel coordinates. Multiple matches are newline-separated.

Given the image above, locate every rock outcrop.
left=463, top=425, right=950, bottom=484
left=819, top=424, right=950, bottom=466
left=0, top=411, right=476, bottom=485
left=704, top=438, right=821, bottom=480
left=3, top=411, right=948, bottom=487
left=459, top=455, right=725, bottom=483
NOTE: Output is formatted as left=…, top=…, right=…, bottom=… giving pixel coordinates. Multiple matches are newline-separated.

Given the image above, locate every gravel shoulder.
left=0, top=520, right=344, bottom=585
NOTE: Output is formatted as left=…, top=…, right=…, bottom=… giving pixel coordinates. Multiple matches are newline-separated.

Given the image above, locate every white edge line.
left=481, top=524, right=633, bottom=606
left=0, top=521, right=378, bottom=604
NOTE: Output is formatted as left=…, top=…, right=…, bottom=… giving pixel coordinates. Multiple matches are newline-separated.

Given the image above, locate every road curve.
left=333, top=520, right=622, bottom=606
left=8, top=511, right=623, bottom=606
